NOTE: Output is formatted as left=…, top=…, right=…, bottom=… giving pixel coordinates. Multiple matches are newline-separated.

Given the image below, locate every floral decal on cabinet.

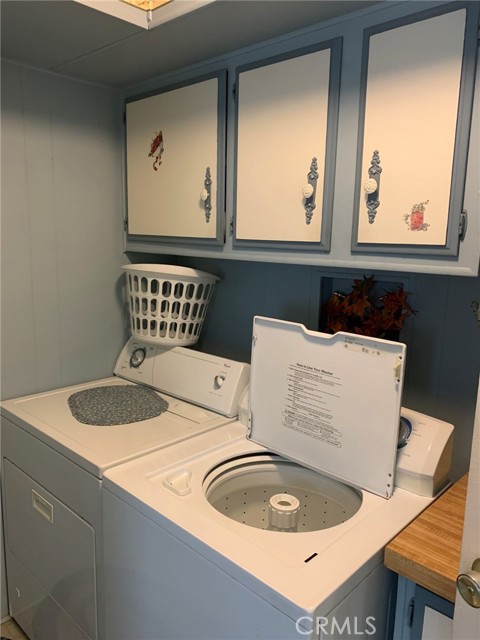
left=149, top=130, right=164, bottom=171
left=404, top=200, right=430, bottom=231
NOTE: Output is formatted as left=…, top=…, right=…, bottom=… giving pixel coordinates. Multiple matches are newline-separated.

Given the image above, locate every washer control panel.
left=395, top=408, right=454, bottom=497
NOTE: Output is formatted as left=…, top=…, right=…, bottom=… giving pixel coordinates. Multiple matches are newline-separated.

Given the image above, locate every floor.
left=0, top=618, right=29, bottom=640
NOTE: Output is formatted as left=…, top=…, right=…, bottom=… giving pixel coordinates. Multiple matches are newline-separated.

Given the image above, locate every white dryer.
left=1, top=339, right=249, bottom=640
left=102, top=318, right=454, bottom=640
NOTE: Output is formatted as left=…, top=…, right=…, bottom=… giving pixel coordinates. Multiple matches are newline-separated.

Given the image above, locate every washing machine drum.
left=204, top=453, right=362, bottom=533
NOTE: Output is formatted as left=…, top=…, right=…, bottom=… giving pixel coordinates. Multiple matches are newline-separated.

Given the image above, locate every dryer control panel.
left=114, top=339, right=250, bottom=418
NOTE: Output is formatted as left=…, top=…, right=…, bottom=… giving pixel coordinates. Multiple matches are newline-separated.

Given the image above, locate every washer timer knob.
left=398, top=416, right=412, bottom=449
left=130, top=347, right=146, bottom=368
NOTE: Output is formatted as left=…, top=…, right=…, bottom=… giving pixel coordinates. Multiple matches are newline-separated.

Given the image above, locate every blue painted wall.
left=1, top=61, right=127, bottom=401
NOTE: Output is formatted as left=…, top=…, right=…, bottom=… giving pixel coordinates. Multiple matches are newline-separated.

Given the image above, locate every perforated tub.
left=123, top=264, right=220, bottom=346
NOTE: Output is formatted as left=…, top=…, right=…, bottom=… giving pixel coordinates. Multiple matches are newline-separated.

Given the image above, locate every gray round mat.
left=68, top=385, right=169, bottom=426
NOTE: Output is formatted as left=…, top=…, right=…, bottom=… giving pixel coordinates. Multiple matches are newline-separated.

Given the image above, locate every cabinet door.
left=125, top=71, right=226, bottom=243
left=234, top=40, right=341, bottom=250
left=353, top=3, right=479, bottom=256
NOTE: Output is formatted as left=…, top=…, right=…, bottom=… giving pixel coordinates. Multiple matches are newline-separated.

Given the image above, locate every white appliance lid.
left=248, top=317, right=407, bottom=498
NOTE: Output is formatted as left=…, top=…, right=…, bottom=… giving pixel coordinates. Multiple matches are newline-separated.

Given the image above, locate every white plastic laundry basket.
left=123, top=264, right=220, bottom=346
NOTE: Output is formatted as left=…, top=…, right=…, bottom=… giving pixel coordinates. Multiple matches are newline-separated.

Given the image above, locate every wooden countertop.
left=384, top=474, right=468, bottom=602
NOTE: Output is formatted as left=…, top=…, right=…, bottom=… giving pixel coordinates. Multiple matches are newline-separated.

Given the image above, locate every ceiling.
left=1, top=0, right=381, bottom=89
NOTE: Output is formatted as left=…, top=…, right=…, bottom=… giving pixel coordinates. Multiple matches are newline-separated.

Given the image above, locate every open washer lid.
left=248, top=317, right=406, bottom=498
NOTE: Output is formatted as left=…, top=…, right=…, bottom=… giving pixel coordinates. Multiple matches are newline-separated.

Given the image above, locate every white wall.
left=0, top=60, right=126, bottom=618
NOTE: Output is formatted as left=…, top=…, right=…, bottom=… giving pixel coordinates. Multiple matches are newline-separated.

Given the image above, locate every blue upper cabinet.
left=233, top=40, right=341, bottom=251
left=352, top=2, right=479, bottom=257
left=125, top=70, right=227, bottom=245
left=124, top=1, right=480, bottom=276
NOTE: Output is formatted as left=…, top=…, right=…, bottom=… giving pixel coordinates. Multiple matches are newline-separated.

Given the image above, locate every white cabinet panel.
left=126, top=72, right=225, bottom=243
left=354, top=5, right=478, bottom=255
left=234, top=42, right=341, bottom=248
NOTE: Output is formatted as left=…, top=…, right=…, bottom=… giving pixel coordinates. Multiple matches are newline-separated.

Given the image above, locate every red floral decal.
left=404, top=200, right=430, bottom=231
left=149, top=131, right=164, bottom=171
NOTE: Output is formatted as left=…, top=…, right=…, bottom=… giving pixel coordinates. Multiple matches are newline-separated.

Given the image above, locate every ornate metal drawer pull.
left=201, top=167, right=212, bottom=223
left=303, top=157, right=318, bottom=225
left=364, top=150, right=381, bottom=224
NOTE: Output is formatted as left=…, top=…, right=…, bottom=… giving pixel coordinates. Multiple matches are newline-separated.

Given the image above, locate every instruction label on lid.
left=249, top=317, right=406, bottom=498
left=283, top=362, right=343, bottom=448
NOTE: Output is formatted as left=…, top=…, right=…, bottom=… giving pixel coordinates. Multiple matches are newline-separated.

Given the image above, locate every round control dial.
left=397, top=416, right=412, bottom=449
left=214, top=374, right=226, bottom=389
left=130, top=347, right=146, bottom=368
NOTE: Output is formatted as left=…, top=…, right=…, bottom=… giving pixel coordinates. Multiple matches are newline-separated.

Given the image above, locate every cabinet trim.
left=410, top=584, right=454, bottom=639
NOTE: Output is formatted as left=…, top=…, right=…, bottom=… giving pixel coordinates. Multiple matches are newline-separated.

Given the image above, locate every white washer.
left=102, top=318, right=454, bottom=640
left=0, top=339, right=249, bottom=640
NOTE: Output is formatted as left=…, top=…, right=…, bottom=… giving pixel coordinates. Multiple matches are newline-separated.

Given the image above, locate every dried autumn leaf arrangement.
left=324, top=276, right=415, bottom=339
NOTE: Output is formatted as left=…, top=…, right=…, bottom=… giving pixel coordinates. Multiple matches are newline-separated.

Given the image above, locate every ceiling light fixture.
left=74, top=0, right=216, bottom=30
left=121, top=0, right=173, bottom=11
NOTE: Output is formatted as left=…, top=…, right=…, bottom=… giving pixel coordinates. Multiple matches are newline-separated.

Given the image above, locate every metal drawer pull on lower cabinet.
left=32, top=489, right=54, bottom=523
